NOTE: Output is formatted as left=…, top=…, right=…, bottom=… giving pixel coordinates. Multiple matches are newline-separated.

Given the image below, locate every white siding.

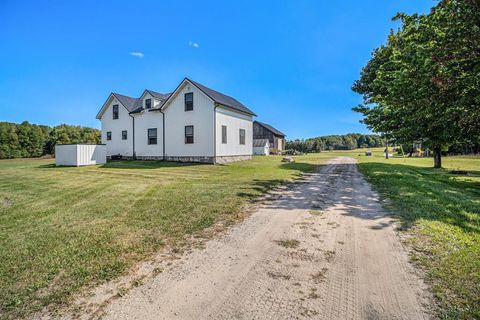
left=164, top=82, right=215, bottom=157
left=215, top=106, right=253, bottom=156
left=97, top=80, right=254, bottom=162
left=55, top=144, right=77, bottom=166
left=76, top=145, right=107, bottom=165
left=55, top=144, right=106, bottom=166
left=133, top=110, right=164, bottom=157
left=253, top=143, right=270, bottom=155
left=140, top=92, right=161, bottom=109
left=101, top=97, right=133, bottom=157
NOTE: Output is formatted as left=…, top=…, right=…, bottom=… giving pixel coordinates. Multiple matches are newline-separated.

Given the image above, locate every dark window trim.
left=107, top=131, right=112, bottom=141
left=122, top=130, right=127, bottom=140
left=239, top=128, right=246, bottom=145
left=113, top=104, right=119, bottom=119
left=145, top=98, right=152, bottom=109
left=222, top=125, right=227, bottom=144
left=148, top=128, right=157, bottom=145
left=185, top=125, right=194, bottom=144
left=184, top=92, right=193, bottom=111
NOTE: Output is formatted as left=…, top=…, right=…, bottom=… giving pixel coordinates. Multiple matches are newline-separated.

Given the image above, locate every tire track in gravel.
left=95, top=157, right=433, bottom=320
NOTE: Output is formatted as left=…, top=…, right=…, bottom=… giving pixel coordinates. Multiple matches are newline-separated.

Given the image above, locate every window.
left=113, top=105, right=119, bottom=119
left=107, top=131, right=112, bottom=141
left=185, top=125, right=194, bottom=144
left=145, top=99, right=151, bottom=109
left=222, top=125, right=227, bottom=144
left=148, top=128, right=157, bottom=145
left=184, top=92, right=193, bottom=111
left=122, top=130, right=127, bottom=140
left=239, top=129, right=246, bottom=145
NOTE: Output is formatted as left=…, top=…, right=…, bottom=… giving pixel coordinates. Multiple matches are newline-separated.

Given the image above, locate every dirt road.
left=101, top=157, right=432, bottom=320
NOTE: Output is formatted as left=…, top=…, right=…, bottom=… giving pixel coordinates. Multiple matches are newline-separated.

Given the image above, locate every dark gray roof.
left=146, top=89, right=170, bottom=100
left=113, top=90, right=171, bottom=114
left=112, top=93, right=139, bottom=112
left=107, top=79, right=255, bottom=117
left=254, top=121, right=285, bottom=137
left=130, top=101, right=144, bottom=114
left=187, top=78, right=256, bottom=116
left=253, top=139, right=270, bottom=147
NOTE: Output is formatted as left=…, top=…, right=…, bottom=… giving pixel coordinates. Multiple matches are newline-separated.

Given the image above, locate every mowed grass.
left=2, top=150, right=478, bottom=319
left=0, top=155, right=328, bottom=319
left=355, top=152, right=480, bottom=319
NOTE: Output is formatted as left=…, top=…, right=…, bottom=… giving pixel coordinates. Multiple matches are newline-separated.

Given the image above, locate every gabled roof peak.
left=184, top=78, right=256, bottom=116
left=98, top=78, right=256, bottom=119
left=144, top=89, right=170, bottom=100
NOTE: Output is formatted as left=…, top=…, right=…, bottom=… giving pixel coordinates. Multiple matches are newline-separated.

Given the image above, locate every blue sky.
left=0, top=1, right=434, bottom=139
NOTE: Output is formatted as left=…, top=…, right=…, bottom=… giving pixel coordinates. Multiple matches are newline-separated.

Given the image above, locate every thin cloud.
left=129, top=51, right=144, bottom=58
left=188, top=41, right=200, bottom=48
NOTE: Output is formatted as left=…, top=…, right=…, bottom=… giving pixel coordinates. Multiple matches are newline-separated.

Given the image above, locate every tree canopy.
left=352, top=0, right=480, bottom=168
left=286, top=134, right=383, bottom=153
left=0, top=122, right=100, bottom=159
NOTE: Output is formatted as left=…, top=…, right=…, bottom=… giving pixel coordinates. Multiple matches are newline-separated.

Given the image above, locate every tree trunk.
left=385, top=142, right=389, bottom=159
left=433, top=145, right=442, bottom=168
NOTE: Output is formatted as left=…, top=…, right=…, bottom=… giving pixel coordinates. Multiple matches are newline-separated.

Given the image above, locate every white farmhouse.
left=96, top=78, right=256, bottom=163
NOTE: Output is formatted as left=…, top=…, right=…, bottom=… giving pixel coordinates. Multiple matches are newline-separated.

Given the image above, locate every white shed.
left=55, top=144, right=107, bottom=166
left=253, top=139, right=270, bottom=155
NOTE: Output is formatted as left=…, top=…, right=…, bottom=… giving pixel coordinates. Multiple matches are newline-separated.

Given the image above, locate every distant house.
left=253, top=121, right=285, bottom=154
left=253, top=139, right=270, bottom=155
left=96, top=78, right=257, bottom=163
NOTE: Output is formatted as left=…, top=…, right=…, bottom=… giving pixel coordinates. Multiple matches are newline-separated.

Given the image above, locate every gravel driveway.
left=99, top=157, right=433, bottom=320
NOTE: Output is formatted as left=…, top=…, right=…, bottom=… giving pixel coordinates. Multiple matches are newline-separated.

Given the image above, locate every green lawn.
left=1, top=151, right=479, bottom=319
left=355, top=152, right=480, bottom=319
left=0, top=155, right=327, bottom=319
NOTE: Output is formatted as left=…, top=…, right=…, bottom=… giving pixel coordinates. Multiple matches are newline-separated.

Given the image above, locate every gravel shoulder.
left=66, top=157, right=434, bottom=319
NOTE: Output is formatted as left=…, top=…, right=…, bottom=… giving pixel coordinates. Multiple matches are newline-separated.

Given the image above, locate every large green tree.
left=353, top=0, right=480, bottom=168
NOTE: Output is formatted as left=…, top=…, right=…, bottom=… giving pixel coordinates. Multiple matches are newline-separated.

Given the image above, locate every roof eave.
left=215, top=103, right=257, bottom=117
left=96, top=93, right=115, bottom=120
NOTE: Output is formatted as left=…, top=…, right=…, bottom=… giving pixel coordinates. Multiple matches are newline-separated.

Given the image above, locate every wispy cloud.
left=129, top=51, right=144, bottom=58
left=188, top=41, right=200, bottom=48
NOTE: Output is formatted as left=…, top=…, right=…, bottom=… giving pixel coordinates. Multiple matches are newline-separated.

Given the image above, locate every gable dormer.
left=141, top=90, right=168, bottom=110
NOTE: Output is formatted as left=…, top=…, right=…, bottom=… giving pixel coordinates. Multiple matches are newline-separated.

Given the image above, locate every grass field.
left=0, top=151, right=479, bottom=319
left=354, top=152, right=480, bottom=319
left=0, top=155, right=330, bottom=319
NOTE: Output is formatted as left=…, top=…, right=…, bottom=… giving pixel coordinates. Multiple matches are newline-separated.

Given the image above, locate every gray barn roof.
left=254, top=121, right=286, bottom=137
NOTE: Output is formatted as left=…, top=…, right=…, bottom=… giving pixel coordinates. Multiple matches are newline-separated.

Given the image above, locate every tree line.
left=286, top=134, right=384, bottom=153
left=352, top=0, right=480, bottom=168
left=0, top=121, right=100, bottom=159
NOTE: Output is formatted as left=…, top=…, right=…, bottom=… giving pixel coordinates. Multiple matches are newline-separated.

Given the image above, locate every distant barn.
left=253, top=121, right=285, bottom=154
